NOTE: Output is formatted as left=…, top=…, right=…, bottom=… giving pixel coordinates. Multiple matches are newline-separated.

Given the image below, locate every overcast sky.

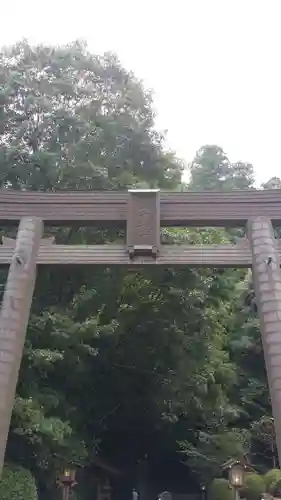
left=1, top=0, right=280, bottom=185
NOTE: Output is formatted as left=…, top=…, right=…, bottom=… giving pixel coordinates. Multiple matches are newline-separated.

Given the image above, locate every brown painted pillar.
left=0, top=217, right=43, bottom=473
left=248, top=216, right=281, bottom=464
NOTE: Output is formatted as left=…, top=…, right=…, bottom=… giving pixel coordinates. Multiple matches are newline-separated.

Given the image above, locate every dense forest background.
left=1, top=40, right=281, bottom=499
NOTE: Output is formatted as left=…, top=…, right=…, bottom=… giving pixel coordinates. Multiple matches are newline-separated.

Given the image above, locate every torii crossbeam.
left=1, top=188, right=281, bottom=473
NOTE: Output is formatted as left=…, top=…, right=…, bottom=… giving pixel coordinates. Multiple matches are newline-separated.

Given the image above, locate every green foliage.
left=0, top=40, right=182, bottom=191
left=0, top=464, right=37, bottom=499
left=262, top=177, right=281, bottom=189
left=242, top=473, right=265, bottom=500
left=181, top=429, right=250, bottom=479
left=188, top=145, right=255, bottom=191
left=264, top=469, right=281, bottom=494
left=209, top=478, right=232, bottom=500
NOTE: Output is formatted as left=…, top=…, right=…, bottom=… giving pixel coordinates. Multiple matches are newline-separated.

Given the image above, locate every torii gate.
left=0, top=188, right=281, bottom=473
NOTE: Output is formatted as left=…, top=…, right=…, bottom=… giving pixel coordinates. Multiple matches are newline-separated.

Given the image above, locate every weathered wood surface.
left=0, top=242, right=280, bottom=266
left=248, top=217, right=281, bottom=466
left=1, top=189, right=281, bottom=226
left=0, top=217, right=43, bottom=474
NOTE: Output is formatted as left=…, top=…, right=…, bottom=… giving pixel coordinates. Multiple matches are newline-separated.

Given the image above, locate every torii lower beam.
left=0, top=217, right=42, bottom=474
left=0, top=242, right=281, bottom=267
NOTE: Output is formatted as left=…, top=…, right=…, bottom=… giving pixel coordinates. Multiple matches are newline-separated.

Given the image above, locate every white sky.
left=1, top=0, right=281, bottom=185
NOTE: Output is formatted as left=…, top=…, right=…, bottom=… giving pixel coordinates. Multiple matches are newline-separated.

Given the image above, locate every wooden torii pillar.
left=248, top=217, right=281, bottom=464
left=0, top=217, right=42, bottom=473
